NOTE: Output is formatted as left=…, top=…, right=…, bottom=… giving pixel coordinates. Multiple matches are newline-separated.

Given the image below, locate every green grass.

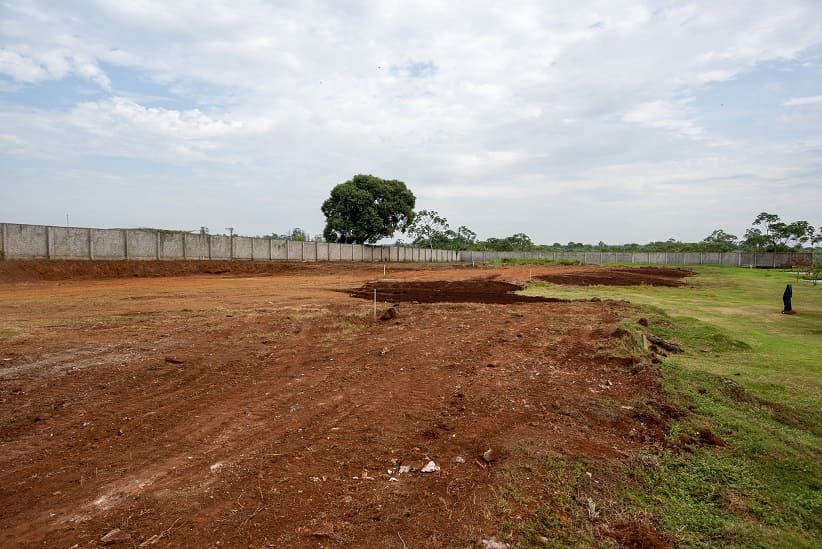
left=524, top=266, right=822, bottom=547
left=0, top=328, right=19, bottom=338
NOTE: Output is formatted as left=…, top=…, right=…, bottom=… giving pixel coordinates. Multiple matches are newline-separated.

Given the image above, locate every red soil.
left=0, top=262, right=677, bottom=547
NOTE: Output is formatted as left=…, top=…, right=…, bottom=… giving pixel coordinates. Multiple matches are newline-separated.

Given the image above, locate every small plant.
left=803, top=262, right=822, bottom=285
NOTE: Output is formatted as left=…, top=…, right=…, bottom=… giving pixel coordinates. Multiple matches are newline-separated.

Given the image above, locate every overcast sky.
left=1, top=1, right=821, bottom=244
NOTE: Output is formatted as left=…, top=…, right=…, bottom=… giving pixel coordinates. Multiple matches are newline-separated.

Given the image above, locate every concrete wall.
left=453, top=248, right=811, bottom=267
left=1, top=222, right=814, bottom=267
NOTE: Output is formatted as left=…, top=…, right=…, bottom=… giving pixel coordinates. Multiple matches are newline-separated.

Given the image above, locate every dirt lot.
left=0, top=262, right=685, bottom=547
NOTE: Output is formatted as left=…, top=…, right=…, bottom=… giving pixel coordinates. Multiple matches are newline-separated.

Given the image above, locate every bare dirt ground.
left=0, top=262, right=684, bottom=547
left=536, top=266, right=694, bottom=287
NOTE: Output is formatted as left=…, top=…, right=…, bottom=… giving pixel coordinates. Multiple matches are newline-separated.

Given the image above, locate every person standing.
left=782, top=283, right=795, bottom=314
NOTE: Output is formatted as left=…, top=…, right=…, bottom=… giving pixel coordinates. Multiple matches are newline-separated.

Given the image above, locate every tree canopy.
left=405, top=210, right=450, bottom=249
left=741, top=212, right=818, bottom=251
left=321, top=174, right=416, bottom=244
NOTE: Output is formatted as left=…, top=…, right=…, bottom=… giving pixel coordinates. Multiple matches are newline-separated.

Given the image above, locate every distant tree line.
left=401, top=211, right=820, bottom=253
left=316, top=175, right=819, bottom=253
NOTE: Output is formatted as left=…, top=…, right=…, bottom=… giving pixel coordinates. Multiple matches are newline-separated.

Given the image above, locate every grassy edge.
left=516, top=268, right=822, bottom=547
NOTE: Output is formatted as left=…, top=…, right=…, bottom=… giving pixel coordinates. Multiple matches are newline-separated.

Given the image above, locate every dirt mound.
left=350, top=278, right=567, bottom=304
left=536, top=266, right=694, bottom=287
left=0, top=259, right=389, bottom=282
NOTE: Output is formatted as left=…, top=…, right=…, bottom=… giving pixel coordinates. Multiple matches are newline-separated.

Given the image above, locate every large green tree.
left=321, top=174, right=416, bottom=244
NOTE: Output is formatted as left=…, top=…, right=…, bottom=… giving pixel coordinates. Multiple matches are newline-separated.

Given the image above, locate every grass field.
left=526, top=266, right=821, bottom=547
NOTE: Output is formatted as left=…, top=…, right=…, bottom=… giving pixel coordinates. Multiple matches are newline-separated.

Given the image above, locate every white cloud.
left=784, top=94, right=822, bottom=106
left=1, top=0, right=822, bottom=241
left=623, top=101, right=703, bottom=138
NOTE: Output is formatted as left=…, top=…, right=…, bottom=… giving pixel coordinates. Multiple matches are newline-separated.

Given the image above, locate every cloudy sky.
left=1, top=1, right=821, bottom=244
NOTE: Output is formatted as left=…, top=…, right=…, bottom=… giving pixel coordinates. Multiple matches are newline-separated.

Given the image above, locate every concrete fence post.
left=315, top=240, right=319, bottom=261
left=88, top=229, right=94, bottom=260
left=45, top=226, right=51, bottom=259
left=182, top=233, right=187, bottom=260
left=207, top=235, right=212, bottom=260
left=0, top=223, right=6, bottom=259
left=301, top=240, right=305, bottom=261
left=123, top=230, right=129, bottom=259
left=268, top=238, right=273, bottom=261
left=156, top=231, right=161, bottom=260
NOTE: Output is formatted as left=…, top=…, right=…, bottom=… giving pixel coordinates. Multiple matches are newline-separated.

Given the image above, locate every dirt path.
left=0, top=263, right=676, bottom=547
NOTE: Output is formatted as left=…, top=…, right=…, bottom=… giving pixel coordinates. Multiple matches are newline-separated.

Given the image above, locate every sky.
left=1, top=0, right=821, bottom=244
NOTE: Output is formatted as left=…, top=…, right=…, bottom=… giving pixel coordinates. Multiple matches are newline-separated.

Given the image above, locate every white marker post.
left=373, top=288, right=377, bottom=320
left=383, top=264, right=386, bottom=276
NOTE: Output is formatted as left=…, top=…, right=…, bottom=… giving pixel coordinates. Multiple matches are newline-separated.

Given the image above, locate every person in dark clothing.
left=782, top=283, right=794, bottom=314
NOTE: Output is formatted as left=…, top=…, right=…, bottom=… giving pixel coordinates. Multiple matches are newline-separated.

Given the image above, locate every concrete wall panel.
left=302, top=241, right=317, bottom=261
left=184, top=234, right=208, bottom=259
left=251, top=237, right=270, bottom=260
left=286, top=240, right=303, bottom=260
left=210, top=235, right=231, bottom=259
left=270, top=239, right=288, bottom=260
left=92, top=229, right=126, bottom=259
left=51, top=227, right=91, bottom=259
left=328, top=243, right=341, bottom=261
left=3, top=223, right=47, bottom=258
left=160, top=232, right=184, bottom=259
left=316, top=242, right=329, bottom=261
left=124, top=230, right=156, bottom=259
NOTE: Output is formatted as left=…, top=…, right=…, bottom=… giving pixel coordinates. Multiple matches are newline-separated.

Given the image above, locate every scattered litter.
left=209, top=462, right=223, bottom=473
left=586, top=497, right=600, bottom=519
left=389, top=477, right=398, bottom=482
left=398, top=465, right=414, bottom=474
left=479, top=538, right=509, bottom=549
left=454, top=456, right=466, bottom=463
left=421, top=461, right=440, bottom=473
left=481, top=448, right=496, bottom=463
left=164, top=356, right=185, bottom=364
left=101, top=528, right=131, bottom=544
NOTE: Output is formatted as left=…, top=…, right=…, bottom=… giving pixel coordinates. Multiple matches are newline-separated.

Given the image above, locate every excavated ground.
left=536, top=266, right=694, bottom=287
left=0, top=261, right=680, bottom=547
